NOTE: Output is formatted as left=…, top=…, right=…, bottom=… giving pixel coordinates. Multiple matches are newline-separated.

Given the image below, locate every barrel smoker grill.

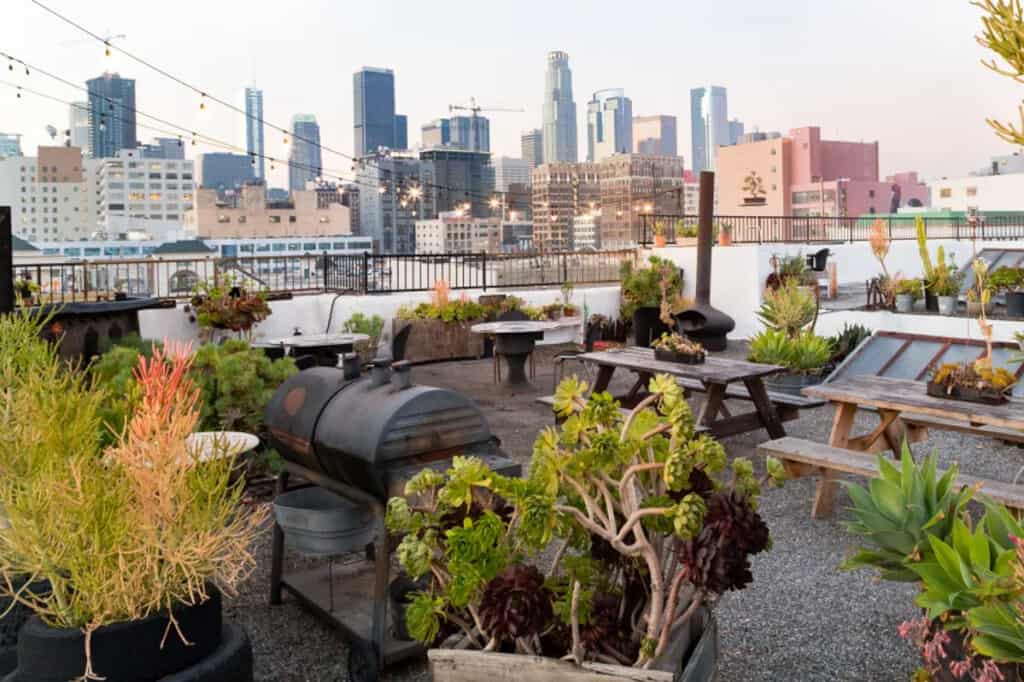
left=264, top=359, right=519, bottom=682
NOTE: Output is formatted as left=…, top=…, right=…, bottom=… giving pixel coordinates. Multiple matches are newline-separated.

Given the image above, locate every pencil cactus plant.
left=386, top=374, right=786, bottom=668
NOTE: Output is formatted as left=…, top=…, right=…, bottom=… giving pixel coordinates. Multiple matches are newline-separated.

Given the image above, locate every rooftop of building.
left=149, top=239, right=216, bottom=255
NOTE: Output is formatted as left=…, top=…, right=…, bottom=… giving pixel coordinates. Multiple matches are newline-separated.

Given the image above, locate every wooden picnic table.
left=579, top=346, right=789, bottom=439
left=802, top=375, right=1024, bottom=516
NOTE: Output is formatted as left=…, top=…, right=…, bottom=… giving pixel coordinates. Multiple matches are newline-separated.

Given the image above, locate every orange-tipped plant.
left=0, top=320, right=266, bottom=680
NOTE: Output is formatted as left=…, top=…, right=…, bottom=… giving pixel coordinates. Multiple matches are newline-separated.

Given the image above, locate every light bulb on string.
left=199, top=93, right=206, bottom=111
left=283, top=134, right=289, bottom=145
left=104, top=41, right=111, bottom=58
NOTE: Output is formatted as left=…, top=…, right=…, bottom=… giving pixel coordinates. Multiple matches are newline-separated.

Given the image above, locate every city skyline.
left=2, top=0, right=1018, bottom=187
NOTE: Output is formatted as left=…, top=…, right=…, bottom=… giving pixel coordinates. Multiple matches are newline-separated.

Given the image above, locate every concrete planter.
left=429, top=606, right=717, bottom=682
left=393, top=319, right=486, bottom=364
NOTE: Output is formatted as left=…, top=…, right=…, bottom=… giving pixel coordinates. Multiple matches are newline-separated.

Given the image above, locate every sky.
left=1, top=0, right=1021, bottom=189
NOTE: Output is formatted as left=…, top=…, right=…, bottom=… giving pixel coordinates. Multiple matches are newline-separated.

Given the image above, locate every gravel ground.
left=228, top=345, right=1024, bottom=681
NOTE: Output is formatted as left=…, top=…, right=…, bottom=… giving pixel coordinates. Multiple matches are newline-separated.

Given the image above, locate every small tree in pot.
left=620, top=257, right=683, bottom=348
left=988, top=266, right=1024, bottom=317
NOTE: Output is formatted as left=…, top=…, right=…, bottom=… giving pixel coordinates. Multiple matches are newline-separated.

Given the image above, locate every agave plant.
left=841, top=444, right=975, bottom=581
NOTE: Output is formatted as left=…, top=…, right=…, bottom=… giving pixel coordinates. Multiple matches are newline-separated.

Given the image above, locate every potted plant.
left=748, top=329, right=834, bottom=395
left=895, top=278, right=922, bottom=313
left=988, top=266, right=1024, bottom=317
left=652, top=332, right=706, bottom=364
left=190, top=274, right=272, bottom=340
left=0, top=318, right=264, bottom=681
left=343, top=312, right=386, bottom=365
left=619, top=257, right=682, bottom=348
left=717, top=222, right=733, bottom=247
left=674, top=220, right=698, bottom=246
left=916, top=216, right=941, bottom=313
left=12, top=276, right=38, bottom=307
left=542, top=302, right=564, bottom=320
left=764, top=253, right=811, bottom=291
left=395, top=280, right=491, bottom=363
left=652, top=220, right=668, bottom=248
left=387, top=375, right=787, bottom=680
left=926, top=359, right=1016, bottom=405
left=928, top=250, right=964, bottom=316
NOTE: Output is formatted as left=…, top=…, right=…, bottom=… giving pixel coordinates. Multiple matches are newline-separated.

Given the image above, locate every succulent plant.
left=478, top=564, right=555, bottom=643
left=679, top=490, right=771, bottom=595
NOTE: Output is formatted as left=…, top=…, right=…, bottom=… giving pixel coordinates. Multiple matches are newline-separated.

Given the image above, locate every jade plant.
left=386, top=374, right=786, bottom=667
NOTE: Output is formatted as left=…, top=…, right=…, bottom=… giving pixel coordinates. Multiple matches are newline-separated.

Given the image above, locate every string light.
left=283, top=134, right=289, bottom=145
left=104, top=41, right=111, bottom=57
left=199, top=93, right=206, bottom=111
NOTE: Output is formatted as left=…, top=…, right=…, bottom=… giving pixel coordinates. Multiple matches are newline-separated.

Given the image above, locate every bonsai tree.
left=387, top=375, right=786, bottom=667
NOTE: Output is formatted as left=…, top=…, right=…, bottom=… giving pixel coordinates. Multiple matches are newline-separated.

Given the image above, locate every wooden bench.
left=534, top=395, right=710, bottom=434
left=758, top=436, right=1024, bottom=515
left=900, top=414, right=1024, bottom=446
left=674, top=377, right=825, bottom=422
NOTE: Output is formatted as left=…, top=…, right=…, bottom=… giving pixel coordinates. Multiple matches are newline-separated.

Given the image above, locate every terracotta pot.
left=653, top=234, right=667, bottom=248
left=718, top=231, right=732, bottom=246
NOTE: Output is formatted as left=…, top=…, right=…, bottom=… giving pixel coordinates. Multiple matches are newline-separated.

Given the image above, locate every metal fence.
left=12, top=250, right=635, bottom=306
left=640, top=214, right=1024, bottom=245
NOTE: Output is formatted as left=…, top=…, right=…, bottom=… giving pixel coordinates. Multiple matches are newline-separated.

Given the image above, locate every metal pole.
left=0, top=207, right=13, bottom=314
left=696, top=171, right=715, bottom=305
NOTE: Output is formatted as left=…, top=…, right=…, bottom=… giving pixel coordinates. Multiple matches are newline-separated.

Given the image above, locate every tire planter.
left=924, top=292, right=939, bottom=313
left=764, top=372, right=825, bottom=397
left=0, top=578, right=49, bottom=677
left=1007, top=290, right=1024, bottom=318
left=429, top=607, right=718, bottom=681
left=3, top=588, right=253, bottom=682
left=632, top=307, right=670, bottom=349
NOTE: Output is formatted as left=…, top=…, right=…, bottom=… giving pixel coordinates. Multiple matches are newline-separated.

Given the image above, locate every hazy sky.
left=2, top=0, right=1020, bottom=188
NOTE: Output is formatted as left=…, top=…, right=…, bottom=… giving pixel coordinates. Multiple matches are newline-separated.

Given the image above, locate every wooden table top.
left=578, top=346, right=785, bottom=385
left=470, top=320, right=569, bottom=335
left=805, top=375, right=1024, bottom=431
left=252, top=332, right=369, bottom=348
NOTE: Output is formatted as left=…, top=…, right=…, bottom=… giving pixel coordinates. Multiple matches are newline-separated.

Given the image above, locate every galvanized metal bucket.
left=272, top=487, right=376, bottom=557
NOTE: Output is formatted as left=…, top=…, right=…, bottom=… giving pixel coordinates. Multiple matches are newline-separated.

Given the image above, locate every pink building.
left=717, top=126, right=928, bottom=219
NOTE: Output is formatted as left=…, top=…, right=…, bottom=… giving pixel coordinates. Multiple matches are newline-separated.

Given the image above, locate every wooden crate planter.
left=394, top=319, right=486, bottom=364
left=429, top=607, right=717, bottom=682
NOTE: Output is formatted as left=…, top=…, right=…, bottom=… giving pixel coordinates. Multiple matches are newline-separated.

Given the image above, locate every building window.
left=237, top=215, right=247, bottom=223
left=268, top=216, right=281, bottom=224
left=319, top=216, right=330, bottom=223
left=149, top=193, right=162, bottom=201
left=966, top=186, right=978, bottom=197
left=868, top=189, right=875, bottom=198
left=939, top=188, right=952, bottom=199
left=869, top=207, right=876, bottom=214
left=217, top=215, right=231, bottom=223
left=288, top=216, right=297, bottom=223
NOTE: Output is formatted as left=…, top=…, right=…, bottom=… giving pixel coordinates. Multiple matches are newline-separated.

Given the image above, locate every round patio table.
left=186, top=431, right=260, bottom=463
left=252, top=332, right=370, bottom=365
left=470, top=320, right=564, bottom=391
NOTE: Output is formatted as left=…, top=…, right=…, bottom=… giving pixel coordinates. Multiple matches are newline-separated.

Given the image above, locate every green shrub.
left=619, top=255, right=682, bottom=319
left=757, top=280, right=817, bottom=337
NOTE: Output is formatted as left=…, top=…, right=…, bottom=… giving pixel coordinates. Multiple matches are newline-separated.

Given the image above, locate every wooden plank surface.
left=579, top=346, right=784, bottom=385
left=805, top=376, right=1024, bottom=432
left=901, top=414, right=1024, bottom=444
left=758, top=436, right=1024, bottom=511
left=428, top=649, right=674, bottom=682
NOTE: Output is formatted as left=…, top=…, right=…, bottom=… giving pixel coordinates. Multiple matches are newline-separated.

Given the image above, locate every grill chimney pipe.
left=391, top=361, right=413, bottom=390
left=342, top=353, right=361, bottom=380
left=371, top=359, right=391, bottom=387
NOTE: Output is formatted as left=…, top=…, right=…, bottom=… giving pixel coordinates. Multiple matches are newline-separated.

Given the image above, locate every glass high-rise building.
left=521, top=129, right=543, bottom=168
left=200, top=152, right=255, bottom=197
left=245, top=87, right=265, bottom=180
left=586, top=89, right=632, bottom=162
left=86, top=72, right=137, bottom=158
left=542, top=51, right=577, bottom=163
left=0, top=133, right=23, bottom=160
left=691, top=86, right=734, bottom=173
left=289, top=113, right=322, bottom=193
left=353, top=67, right=407, bottom=155
left=632, top=115, right=678, bottom=157
left=69, top=102, right=90, bottom=155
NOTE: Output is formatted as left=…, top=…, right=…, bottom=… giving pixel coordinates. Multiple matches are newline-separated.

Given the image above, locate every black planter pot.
left=632, top=307, right=669, bottom=348
left=0, top=578, right=49, bottom=676
left=764, top=371, right=825, bottom=397
left=389, top=574, right=429, bottom=642
left=924, top=291, right=939, bottom=313
left=4, top=587, right=251, bottom=682
left=654, top=348, right=706, bottom=364
left=1007, top=291, right=1024, bottom=318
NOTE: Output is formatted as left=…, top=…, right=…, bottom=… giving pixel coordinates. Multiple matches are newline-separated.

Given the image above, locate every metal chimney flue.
left=674, top=171, right=735, bottom=352
left=370, top=359, right=392, bottom=387
left=342, top=353, right=361, bottom=380
left=391, top=361, right=413, bottom=390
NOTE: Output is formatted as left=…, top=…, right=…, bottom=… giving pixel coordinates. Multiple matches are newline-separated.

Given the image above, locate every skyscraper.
left=86, top=72, right=137, bottom=158
left=690, top=86, right=729, bottom=173
left=422, top=119, right=451, bottom=148
left=245, top=87, right=265, bottom=180
left=69, top=102, right=90, bottom=154
left=542, top=51, right=577, bottom=163
left=632, top=115, right=678, bottom=157
left=353, top=67, right=406, bottom=155
left=728, top=119, right=745, bottom=147
left=289, top=114, right=322, bottom=193
left=0, top=133, right=23, bottom=160
left=199, top=152, right=255, bottom=197
left=521, top=129, right=543, bottom=168
left=450, top=116, right=490, bottom=153
left=586, top=89, right=632, bottom=162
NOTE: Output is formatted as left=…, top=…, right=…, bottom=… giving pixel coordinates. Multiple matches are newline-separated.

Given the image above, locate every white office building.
left=95, top=148, right=196, bottom=241
left=489, top=157, right=532, bottom=192
left=69, top=102, right=91, bottom=155
left=928, top=173, right=1024, bottom=213
left=415, top=211, right=500, bottom=254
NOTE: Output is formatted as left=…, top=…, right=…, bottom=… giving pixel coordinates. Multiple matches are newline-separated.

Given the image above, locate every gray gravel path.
left=228, top=347, right=1024, bottom=681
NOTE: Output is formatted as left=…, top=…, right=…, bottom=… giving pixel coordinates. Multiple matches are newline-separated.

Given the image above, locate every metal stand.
left=269, top=461, right=422, bottom=682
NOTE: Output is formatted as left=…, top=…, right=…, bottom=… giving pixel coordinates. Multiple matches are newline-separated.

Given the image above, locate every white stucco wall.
left=816, top=308, right=1024, bottom=344
left=138, top=285, right=623, bottom=346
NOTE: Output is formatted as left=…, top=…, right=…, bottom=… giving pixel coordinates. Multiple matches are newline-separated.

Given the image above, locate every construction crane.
left=448, top=97, right=524, bottom=118
left=61, top=30, right=126, bottom=55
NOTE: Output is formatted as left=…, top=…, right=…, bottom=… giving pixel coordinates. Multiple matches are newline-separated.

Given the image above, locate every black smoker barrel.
left=675, top=171, right=735, bottom=352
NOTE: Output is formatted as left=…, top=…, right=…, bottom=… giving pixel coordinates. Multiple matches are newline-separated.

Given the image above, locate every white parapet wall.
left=645, top=240, right=1024, bottom=340
left=138, top=285, right=624, bottom=345
left=815, top=308, right=1023, bottom=344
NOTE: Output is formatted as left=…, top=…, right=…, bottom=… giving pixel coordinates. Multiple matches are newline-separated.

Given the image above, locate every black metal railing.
left=12, top=250, right=635, bottom=306
left=639, top=214, right=1024, bottom=245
